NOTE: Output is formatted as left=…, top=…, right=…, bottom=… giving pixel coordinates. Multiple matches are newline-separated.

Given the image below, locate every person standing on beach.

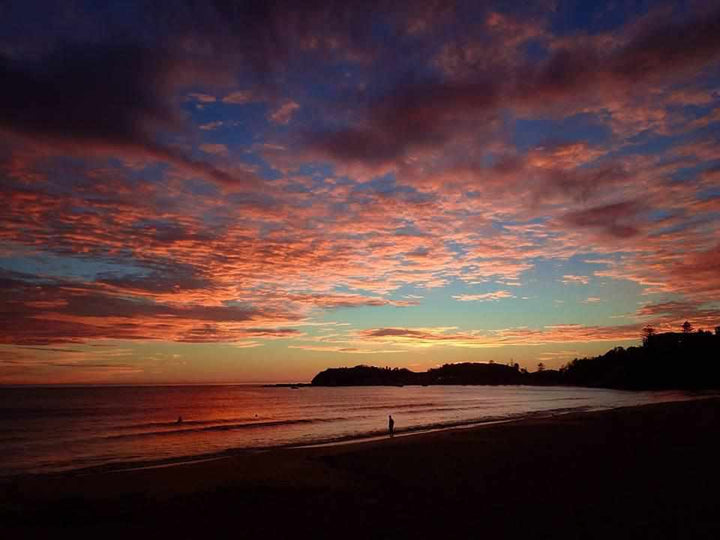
left=388, top=415, right=394, bottom=437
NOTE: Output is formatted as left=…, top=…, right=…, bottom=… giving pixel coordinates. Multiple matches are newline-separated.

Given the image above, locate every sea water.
left=0, top=384, right=697, bottom=477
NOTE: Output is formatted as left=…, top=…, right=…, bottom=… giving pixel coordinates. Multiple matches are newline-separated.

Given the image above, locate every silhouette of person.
left=388, top=415, right=394, bottom=437
left=177, top=416, right=183, bottom=424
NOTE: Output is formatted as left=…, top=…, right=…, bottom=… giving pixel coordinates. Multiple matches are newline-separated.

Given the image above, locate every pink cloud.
left=199, top=143, right=229, bottom=156
left=562, top=275, right=591, bottom=285
left=222, top=90, right=257, bottom=104
left=269, top=101, right=300, bottom=124
left=2, top=2, right=720, bottom=367
left=452, top=291, right=514, bottom=302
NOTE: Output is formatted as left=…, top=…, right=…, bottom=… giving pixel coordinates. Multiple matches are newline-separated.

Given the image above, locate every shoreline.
left=0, top=413, right=548, bottom=480
left=3, top=397, right=720, bottom=538
left=2, top=392, right=710, bottom=481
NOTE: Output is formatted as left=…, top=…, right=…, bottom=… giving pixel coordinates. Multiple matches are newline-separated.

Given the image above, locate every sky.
left=1, top=0, right=719, bottom=384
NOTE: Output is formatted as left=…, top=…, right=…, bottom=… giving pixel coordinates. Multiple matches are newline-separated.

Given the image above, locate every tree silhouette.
left=682, top=321, right=693, bottom=334
left=537, top=362, right=545, bottom=372
left=642, top=325, right=656, bottom=346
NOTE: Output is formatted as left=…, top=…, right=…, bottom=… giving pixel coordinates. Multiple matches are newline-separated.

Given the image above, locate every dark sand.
left=2, top=398, right=719, bottom=539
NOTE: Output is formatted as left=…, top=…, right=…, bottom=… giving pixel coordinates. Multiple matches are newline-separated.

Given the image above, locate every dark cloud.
left=538, top=162, right=630, bottom=204
left=0, top=270, right=288, bottom=345
left=243, top=328, right=300, bottom=337
left=308, top=79, right=501, bottom=167
left=174, top=0, right=441, bottom=75
left=635, top=300, right=720, bottom=331
left=5, top=2, right=719, bottom=179
left=97, top=268, right=212, bottom=296
left=560, top=200, right=644, bottom=238
left=17, top=346, right=83, bottom=353
left=0, top=0, right=463, bottom=184
left=45, top=363, right=137, bottom=369
left=359, top=328, right=444, bottom=339
left=0, top=43, right=175, bottom=146
left=636, top=301, right=702, bottom=319
left=609, top=8, right=720, bottom=80
left=308, top=5, right=720, bottom=166
left=0, top=42, right=255, bottom=186
left=658, top=243, right=720, bottom=299
left=176, top=325, right=300, bottom=343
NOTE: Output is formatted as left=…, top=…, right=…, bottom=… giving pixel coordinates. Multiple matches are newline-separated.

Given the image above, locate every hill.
left=311, top=362, right=559, bottom=387
left=311, top=327, right=720, bottom=390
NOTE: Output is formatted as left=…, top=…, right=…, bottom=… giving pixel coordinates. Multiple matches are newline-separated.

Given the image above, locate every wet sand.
left=2, top=397, right=719, bottom=539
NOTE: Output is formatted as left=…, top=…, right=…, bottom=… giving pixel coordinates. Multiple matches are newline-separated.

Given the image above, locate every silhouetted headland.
left=312, top=325, right=720, bottom=390
left=312, top=362, right=531, bottom=386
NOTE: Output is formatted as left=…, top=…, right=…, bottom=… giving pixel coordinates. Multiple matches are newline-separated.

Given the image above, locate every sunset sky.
left=1, top=0, right=719, bottom=383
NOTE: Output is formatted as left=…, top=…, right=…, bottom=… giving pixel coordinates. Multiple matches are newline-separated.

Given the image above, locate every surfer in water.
left=388, top=414, right=394, bottom=437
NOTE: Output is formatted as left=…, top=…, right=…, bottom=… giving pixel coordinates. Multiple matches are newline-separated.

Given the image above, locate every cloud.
left=596, top=242, right=720, bottom=301
left=306, top=5, right=720, bottom=167
left=2, top=1, right=720, bottom=369
left=635, top=301, right=720, bottom=331
left=559, top=200, right=645, bottom=239
left=0, top=43, right=256, bottom=186
left=282, top=292, right=418, bottom=309
left=452, top=290, right=514, bottom=302
left=199, top=121, right=224, bottom=131
left=288, top=344, right=404, bottom=354
left=269, top=101, right=300, bottom=124
left=187, top=93, right=217, bottom=103
left=355, top=324, right=645, bottom=347
left=0, top=269, right=301, bottom=345
left=222, top=90, right=257, bottom=104
left=562, top=275, right=591, bottom=285
left=200, top=143, right=229, bottom=156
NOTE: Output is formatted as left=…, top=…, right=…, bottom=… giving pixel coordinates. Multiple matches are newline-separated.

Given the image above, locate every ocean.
left=0, top=384, right=698, bottom=477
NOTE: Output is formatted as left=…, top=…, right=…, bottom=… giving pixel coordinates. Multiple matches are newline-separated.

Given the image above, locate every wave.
left=107, top=401, right=494, bottom=432
left=98, top=415, right=355, bottom=441
left=88, top=405, right=599, bottom=448
left=112, top=416, right=263, bottom=431
left=332, top=401, right=442, bottom=411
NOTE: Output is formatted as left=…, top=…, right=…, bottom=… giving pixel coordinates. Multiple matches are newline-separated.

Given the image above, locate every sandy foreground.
left=2, top=397, right=719, bottom=539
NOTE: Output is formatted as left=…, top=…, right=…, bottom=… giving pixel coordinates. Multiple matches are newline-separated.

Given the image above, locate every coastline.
left=3, top=397, right=720, bottom=538
left=1, top=388, right=706, bottom=480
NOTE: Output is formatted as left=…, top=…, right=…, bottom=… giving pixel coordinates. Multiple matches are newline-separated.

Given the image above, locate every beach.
left=2, top=397, right=719, bottom=539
